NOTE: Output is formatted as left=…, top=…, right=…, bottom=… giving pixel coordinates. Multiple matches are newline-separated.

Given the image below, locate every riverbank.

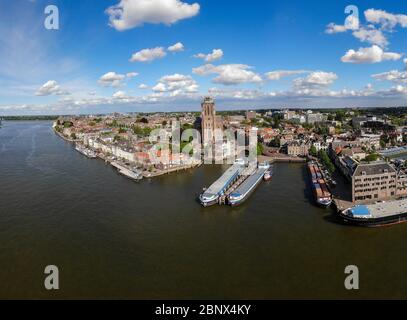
left=54, top=126, right=201, bottom=180
left=53, top=126, right=80, bottom=143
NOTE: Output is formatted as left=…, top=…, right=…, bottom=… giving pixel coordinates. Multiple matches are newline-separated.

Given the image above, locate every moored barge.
left=227, top=162, right=271, bottom=207
left=340, top=199, right=407, bottom=227
left=199, top=159, right=246, bottom=207
left=308, top=161, right=332, bottom=207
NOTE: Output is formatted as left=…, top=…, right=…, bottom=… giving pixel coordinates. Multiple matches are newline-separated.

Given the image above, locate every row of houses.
left=85, top=135, right=201, bottom=170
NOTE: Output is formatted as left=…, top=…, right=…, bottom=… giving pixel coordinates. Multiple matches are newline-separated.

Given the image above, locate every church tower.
left=201, top=97, right=222, bottom=144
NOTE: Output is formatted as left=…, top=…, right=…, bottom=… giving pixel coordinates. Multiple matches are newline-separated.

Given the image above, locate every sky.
left=1, top=0, right=407, bottom=115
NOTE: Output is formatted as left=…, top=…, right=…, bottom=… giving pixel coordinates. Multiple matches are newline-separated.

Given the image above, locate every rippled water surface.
left=1, top=121, right=406, bottom=299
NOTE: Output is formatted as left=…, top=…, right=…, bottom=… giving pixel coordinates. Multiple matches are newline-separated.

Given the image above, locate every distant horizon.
left=2, top=104, right=407, bottom=119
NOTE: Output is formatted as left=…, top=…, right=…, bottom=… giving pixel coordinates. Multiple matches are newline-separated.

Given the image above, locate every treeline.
left=2, top=115, right=59, bottom=121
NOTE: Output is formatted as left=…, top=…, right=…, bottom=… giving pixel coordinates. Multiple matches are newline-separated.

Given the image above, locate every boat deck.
left=350, top=199, right=407, bottom=219
left=231, top=167, right=268, bottom=197
left=202, top=163, right=245, bottom=198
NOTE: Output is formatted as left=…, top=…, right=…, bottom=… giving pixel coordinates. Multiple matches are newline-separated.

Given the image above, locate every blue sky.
left=1, top=0, right=407, bottom=115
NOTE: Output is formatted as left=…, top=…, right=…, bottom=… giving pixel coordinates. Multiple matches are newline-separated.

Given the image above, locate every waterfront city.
left=2, top=0, right=407, bottom=303
left=53, top=98, right=407, bottom=225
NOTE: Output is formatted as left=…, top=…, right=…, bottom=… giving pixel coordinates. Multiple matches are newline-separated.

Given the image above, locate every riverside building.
left=352, top=162, right=398, bottom=203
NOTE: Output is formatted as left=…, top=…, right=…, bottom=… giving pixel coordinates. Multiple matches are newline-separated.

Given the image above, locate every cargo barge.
left=308, top=161, right=332, bottom=207
left=340, top=199, right=407, bottom=227
left=227, top=162, right=271, bottom=207
left=199, top=159, right=246, bottom=207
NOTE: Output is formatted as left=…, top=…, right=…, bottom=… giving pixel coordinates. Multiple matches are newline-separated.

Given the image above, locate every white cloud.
left=265, top=70, right=308, bottom=80
left=35, top=80, right=68, bottom=96
left=325, top=15, right=359, bottom=34
left=193, top=64, right=262, bottom=85
left=152, top=83, right=167, bottom=92
left=6, top=81, right=407, bottom=115
left=365, top=9, right=407, bottom=31
left=112, top=90, right=129, bottom=99
left=130, top=47, right=167, bottom=62
left=352, top=27, right=388, bottom=47
left=372, top=70, right=407, bottom=83
left=106, top=0, right=200, bottom=31
left=392, top=85, right=407, bottom=94
left=341, top=45, right=402, bottom=64
left=126, top=72, right=139, bottom=78
left=208, top=87, right=273, bottom=100
left=98, top=71, right=138, bottom=87
left=139, top=84, right=149, bottom=89
left=153, top=73, right=199, bottom=94
left=98, top=72, right=126, bottom=87
left=404, top=58, right=407, bottom=69
left=293, top=71, right=338, bottom=90
left=325, top=23, right=347, bottom=34
left=194, top=49, right=224, bottom=62
left=168, top=42, right=185, bottom=52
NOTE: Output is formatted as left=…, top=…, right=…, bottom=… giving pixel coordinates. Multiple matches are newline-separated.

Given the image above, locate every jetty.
left=199, top=160, right=246, bottom=207
left=199, top=160, right=272, bottom=207
left=111, top=161, right=143, bottom=181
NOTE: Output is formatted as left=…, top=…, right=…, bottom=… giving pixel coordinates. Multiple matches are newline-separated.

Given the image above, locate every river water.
left=1, top=121, right=407, bottom=299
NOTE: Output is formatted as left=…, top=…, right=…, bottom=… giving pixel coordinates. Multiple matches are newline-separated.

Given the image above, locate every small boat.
left=263, top=166, right=273, bottom=181
left=75, top=144, right=97, bottom=159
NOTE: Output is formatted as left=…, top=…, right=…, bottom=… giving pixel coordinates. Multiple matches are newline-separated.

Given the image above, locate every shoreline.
left=53, top=125, right=201, bottom=180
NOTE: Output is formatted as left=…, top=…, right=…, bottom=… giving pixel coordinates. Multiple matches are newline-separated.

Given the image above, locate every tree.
left=257, top=143, right=264, bottom=156
left=319, top=150, right=335, bottom=174
left=315, top=125, right=328, bottom=135
left=309, top=145, right=318, bottom=156
left=272, top=114, right=282, bottom=128
left=335, top=110, right=346, bottom=122
left=182, top=123, right=194, bottom=131
left=269, top=137, right=280, bottom=148
left=380, top=138, right=386, bottom=148
left=364, top=153, right=379, bottom=162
